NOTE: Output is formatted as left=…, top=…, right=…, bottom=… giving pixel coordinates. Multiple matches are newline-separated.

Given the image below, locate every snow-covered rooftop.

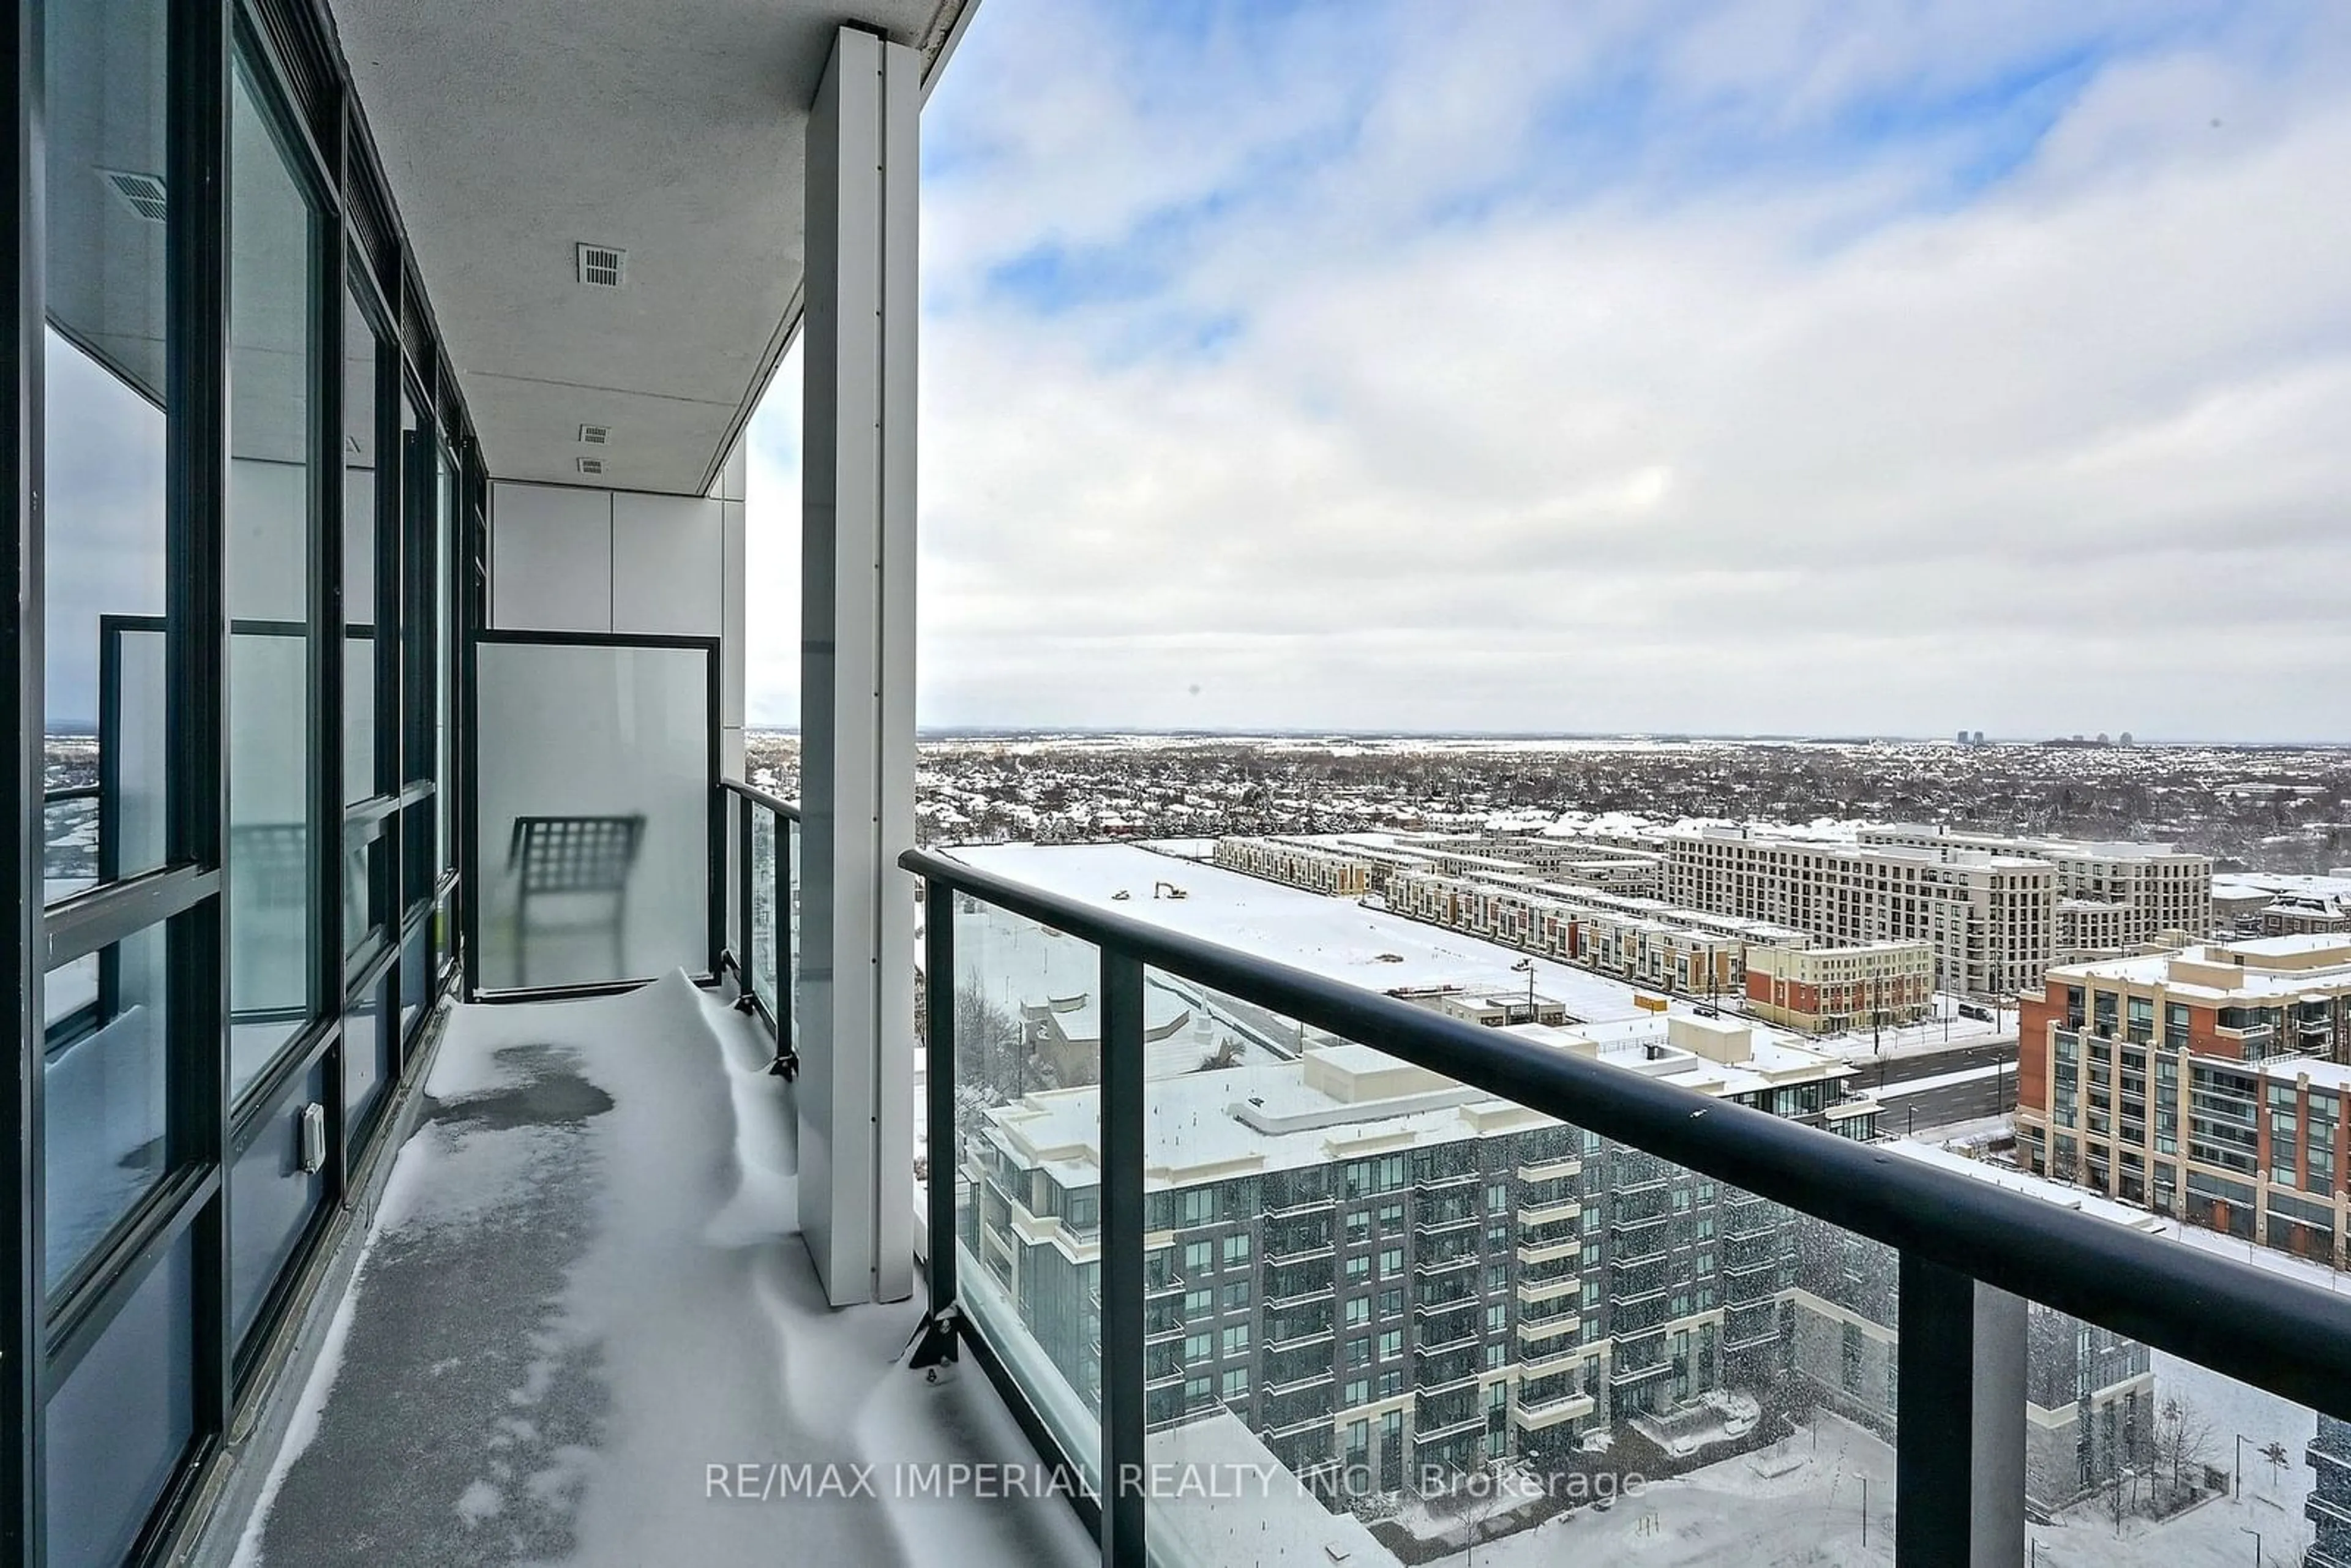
left=981, top=1011, right=1850, bottom=1191
left=943, top=841, right=1819, bottom=1040
left=2047, top=934, right=2351, bottom=1000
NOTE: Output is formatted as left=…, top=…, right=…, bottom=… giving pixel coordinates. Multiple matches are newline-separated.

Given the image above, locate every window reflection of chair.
left=506, top=814, right=645, bottom=987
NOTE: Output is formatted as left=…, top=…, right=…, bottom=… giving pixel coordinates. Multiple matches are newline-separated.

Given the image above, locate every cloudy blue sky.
left=746, top=0, right=2351, bottom=741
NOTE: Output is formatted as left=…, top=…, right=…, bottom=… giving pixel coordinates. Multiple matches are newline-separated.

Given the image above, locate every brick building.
left=1742, top=942, right=1937, bottom=1035
left=2015, top=936, right=2351, bottom=1262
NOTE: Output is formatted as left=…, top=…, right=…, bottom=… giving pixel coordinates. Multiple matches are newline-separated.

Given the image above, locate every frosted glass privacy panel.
left=475, top=640, right=713, bottom=991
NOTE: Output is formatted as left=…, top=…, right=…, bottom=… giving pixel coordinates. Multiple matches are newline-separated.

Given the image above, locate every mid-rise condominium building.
left=961, top=1009, right=1874, bottom=1492
left=2312, top=1416, right=2351, bottom=1567
left=1667, top=826, right=2057, bottom=998
left=2055, top=899, right=2137, bottom=964
left=1857, top=827, right=2213, bottom=950
left=2016, top=936, right=2351, bottom=1262
left=961, top=993, right=2151, bottom=1510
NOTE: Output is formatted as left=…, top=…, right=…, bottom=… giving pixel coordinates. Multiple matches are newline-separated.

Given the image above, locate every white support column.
left=800, top=23, right=918, bottom=1307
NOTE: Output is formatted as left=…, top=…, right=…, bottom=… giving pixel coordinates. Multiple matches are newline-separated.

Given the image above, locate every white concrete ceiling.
left=328, top=0, right=972, bottom=496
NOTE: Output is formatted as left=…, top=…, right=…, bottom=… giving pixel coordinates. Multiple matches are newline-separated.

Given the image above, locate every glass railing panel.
left=2022, top=1313, right=2322, bottom=1567
left=1136, top=970, right=1395, bottom=1564
left=748, top=804, right=778, bottom=1015
left=1131, top=965, right=1899, bottom=1564
left=786, top=815, right=800, bottom=1041
left=950, top=895, right=1103, bottom=1490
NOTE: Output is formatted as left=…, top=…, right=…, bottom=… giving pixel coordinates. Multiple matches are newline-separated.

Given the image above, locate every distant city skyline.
left=741, top=0, right=2351, bottom=743
left=739, top=724, right=2351, bottom=749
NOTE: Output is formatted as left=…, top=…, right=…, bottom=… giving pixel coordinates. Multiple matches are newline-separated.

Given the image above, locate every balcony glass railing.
left=931, top=886, right=1106, bottom=1490
left=891, top=846, right=2351, bottom=1567
left=721, top=780, right=800, bottom=1072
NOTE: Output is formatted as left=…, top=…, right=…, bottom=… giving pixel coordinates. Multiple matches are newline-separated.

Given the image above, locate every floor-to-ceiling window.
left=41, top=0, right=171, bottom=913
left=225, top=53, right=324, bottom=1101
left=34, top=2, right=198, bottom=1564
left=342, top=280, right=398, bottom=1136
left=397, top=395, right=435, bottom=1035
left=39, top=0, right=181, bottom=1292
left=14, top=1, right=477, bottom=1558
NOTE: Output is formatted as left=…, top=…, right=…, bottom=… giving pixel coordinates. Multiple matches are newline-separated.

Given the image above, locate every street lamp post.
left=2241, top=1525, right=2262, bottom=1566
left=2237, top=1432, right=2249, bottom=1498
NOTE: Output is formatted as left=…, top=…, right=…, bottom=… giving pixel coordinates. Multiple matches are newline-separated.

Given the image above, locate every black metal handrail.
left=720, top=776, right=800, bottom=822
left=903, top=844, right=2351, bottom=1423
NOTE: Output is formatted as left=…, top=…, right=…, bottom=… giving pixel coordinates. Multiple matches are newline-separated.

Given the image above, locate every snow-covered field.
left=1427, top=1372, right=2320, bottom=1568
left=1430, top=1414, right=1897, bottom=1568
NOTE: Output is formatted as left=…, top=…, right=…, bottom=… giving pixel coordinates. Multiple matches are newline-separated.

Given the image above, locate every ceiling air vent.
left=578, top=424, right=610, bottom=445
left=102, top=169, right=168, bottom=223
left=577, top=456, right=606, bottom=476
left=576, top=243, right=626, bottom=288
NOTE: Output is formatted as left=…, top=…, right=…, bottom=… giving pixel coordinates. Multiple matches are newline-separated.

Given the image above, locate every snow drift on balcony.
left=232, top=973, right=1089, bottom=1568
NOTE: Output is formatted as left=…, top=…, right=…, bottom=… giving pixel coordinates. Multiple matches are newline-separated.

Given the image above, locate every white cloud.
left=746, top=0, right=2351, bottom=740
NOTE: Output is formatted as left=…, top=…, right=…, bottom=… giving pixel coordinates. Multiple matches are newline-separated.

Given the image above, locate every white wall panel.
left=490, top=481, right=611, bottom=632
left=612, top=492, right=724, bottom=636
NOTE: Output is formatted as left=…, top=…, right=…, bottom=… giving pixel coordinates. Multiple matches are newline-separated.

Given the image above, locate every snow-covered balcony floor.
left=230, top=975, right=1093, bottom=1568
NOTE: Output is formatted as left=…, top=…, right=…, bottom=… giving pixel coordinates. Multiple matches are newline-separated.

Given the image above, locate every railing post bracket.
left=904, top=1301, right=961, bottom=1376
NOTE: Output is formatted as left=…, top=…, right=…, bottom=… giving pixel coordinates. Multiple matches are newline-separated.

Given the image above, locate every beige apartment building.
left=2055, top=899, right=2135, bottom=964
left=1667, top=827, right=2057, bottom=999
left=1858, top=826, right=2212, bottom=948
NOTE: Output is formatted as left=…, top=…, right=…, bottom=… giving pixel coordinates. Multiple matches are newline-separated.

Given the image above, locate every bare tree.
left=950, top=986, right=1040, bottom=1163
left=2150, top=1395, right=2216, bottom=1509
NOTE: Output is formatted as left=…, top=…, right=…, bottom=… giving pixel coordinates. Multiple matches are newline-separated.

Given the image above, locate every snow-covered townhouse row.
left=1383, top=869, right=1750, bottom=998
left=1391, top=833, right=1667, bottom=902
left=2017, top=936, right=2351, bottom=1264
